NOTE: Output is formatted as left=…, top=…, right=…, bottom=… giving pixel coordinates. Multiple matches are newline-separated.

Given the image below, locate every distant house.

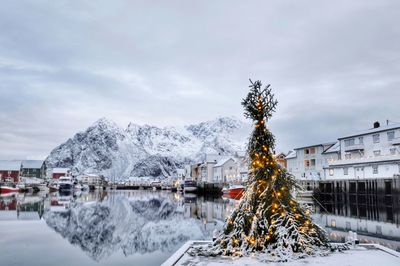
left=21, top=160, right=46, bottom=179
left=52, top=168, right=71, bottom=179
left=213, top=158, right=236, bottom=183
left=274, top=152, right=287, bottom=168
left=285, top=142, right=339, bottom=181
left=77, top=173, right=104, bottom=185
left=0, top=160, right=21, bottom=183
left=176, top=168, right=186, bottom=179
left=199, top=160, right=218, bottom=183
left=189, top=163, right=202, bottom=181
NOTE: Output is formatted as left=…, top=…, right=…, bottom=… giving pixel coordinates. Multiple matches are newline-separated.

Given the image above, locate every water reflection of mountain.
left=43, top=191, right=207, bottom=261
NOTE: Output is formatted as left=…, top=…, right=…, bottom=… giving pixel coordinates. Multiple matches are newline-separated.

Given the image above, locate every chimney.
left=373, top=121, right=380, bottom=128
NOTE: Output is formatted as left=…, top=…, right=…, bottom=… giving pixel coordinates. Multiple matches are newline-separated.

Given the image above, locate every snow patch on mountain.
left=46, top=116, right=250, bottom=180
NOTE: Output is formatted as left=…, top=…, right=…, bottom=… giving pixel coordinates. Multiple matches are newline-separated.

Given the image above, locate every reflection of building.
left=318, top=213, right=400, bottom=241
left=21, top=160, right=47, bottom=179
left=316, top=177, right=400, bottom=241
left=0, top=194, right=45, bottom=220
left=0, top=160, right=21, bottom=183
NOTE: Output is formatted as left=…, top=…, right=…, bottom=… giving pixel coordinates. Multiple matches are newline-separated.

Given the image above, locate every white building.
left=212, top=158, right=236, bottom=183
left=324, top=122, right=400, bottom=180
left=199, top=160, right=217, bottom=183
left=286, top=142, right=339, bottom=181
left=77, top=173, right=103, bottom=185
left=185, top=154, right=249, bottom=185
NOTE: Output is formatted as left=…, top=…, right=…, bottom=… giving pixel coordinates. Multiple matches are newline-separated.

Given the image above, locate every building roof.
left=285, top=150, right=296, bottom=159
left=214, top=157, right=234, bottom=167
left=293, top=142, right=336, bottom=151
left=338, top=122, right=400, bottom=140
left=0, top=160, right=21, bottom=171
left=52, top=168, right=70, bottom=174
left=322, top=141, right=340, bottom=154
left=21, top=160, right=44, bottom=169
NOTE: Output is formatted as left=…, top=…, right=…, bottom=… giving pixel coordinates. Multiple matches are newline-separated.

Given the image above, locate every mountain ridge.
left=46, top=116, right=250, bottom=180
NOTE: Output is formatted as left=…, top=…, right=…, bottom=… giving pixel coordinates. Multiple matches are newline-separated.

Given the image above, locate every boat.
left=151, top=181, right=162, bottom=190
left=183, top=180, right=197, bottom=193
left=58, top=176, right=73, bottom=191
left=0, top=183, right=21, bottom=194
left=48, top=180, right=59, bottom=192
left=222, top=184, right=245, bottom=199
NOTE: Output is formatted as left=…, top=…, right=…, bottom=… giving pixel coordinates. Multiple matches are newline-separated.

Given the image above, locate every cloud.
left=0, top=0, right=399, bottom=159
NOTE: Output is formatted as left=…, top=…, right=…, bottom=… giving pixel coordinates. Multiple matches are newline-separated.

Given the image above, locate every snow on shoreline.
left=170, top=245, right=400, bottom=266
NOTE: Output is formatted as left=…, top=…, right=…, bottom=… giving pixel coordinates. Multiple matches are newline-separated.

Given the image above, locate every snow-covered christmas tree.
left=201, top=80, right=332, bottom=261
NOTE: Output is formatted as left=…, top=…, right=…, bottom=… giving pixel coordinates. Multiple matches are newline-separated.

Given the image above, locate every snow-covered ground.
left=166, top=243, right=400, bottom=266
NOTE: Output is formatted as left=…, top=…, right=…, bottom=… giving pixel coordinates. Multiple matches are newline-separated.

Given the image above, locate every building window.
left=305, top=149, right=310, bottom=155
left=344, top=138, right=355, bottom=147
left=329, top=169, right=334, bottom=176
left=304, top=160, right=310, bottom=167
left=345, top=153, right=351, bottom=159
left=390, top=148, right=396, bottom=155
left=373, top=165, right=379, bottom=174
left=373, top=150, right=381, bottom=156
left=373, top=134, right=380, bottom=143
left=387, top=131, right=395, bottom=141
left=358, top=137, right=363, bottom=144
left=343, top=167, right=348, bottom=175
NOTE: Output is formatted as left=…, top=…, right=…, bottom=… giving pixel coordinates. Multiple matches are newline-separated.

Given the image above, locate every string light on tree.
left=194, top=79, right=334, bottom=261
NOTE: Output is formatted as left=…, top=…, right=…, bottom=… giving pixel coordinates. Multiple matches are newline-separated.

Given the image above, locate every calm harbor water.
left=0, top=190, right=399, bottom=266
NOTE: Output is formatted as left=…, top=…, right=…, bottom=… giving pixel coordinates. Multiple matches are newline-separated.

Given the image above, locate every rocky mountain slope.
left=46, top=117, right=250, bottom=180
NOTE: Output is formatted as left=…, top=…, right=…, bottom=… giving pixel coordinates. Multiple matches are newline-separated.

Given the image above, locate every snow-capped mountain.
left=46, top=117, right=250, bottom=180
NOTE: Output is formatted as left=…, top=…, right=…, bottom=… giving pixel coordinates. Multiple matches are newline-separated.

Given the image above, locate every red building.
left=0, top=160, right=21, bottom=183
left=52, top=168, right=71, bottom=179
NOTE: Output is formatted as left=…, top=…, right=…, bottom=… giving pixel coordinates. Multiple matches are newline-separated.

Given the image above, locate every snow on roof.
left=322, top=142, right=340, bottom=154
left=338, top=122, right=400, bottom=140
left=52, top=168, right=70, bottom=173
left=285, top=150, right=297, bottom=159
left=21, top=160, right=44, bottom=169
left=214, top=157, right=234, bottom=167
left=293, top=142, right=336, bottom=150
left=0, top=160, right=21, bottom=171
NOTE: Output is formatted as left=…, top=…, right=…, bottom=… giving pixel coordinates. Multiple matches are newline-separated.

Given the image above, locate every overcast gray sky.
left=1, top=0, right=399, bottom=160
